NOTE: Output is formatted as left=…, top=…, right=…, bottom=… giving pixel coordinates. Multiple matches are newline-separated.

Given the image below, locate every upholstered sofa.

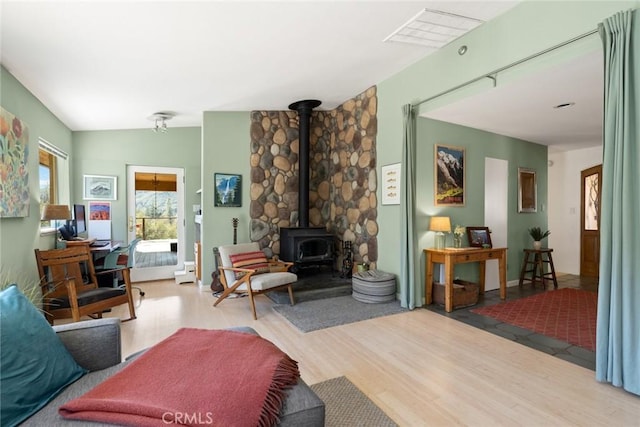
left=1, top=285, right=324, bottom=426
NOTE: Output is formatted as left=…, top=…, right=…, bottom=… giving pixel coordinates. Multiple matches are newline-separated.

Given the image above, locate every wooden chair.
left=35, top=245, right=136, bottom=324
left=213, top=242, right=296, bottom=319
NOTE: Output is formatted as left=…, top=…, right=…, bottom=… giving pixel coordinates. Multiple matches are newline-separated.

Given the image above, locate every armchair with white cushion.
left=213, top=242, right=296, bottom=319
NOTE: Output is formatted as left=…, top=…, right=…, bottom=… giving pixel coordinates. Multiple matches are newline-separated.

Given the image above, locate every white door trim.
left=127, top=165, right=185, bottom=282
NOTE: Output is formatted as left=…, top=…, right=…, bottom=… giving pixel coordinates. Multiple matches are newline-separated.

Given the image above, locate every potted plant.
left=528, top=227, right=550, bottom=250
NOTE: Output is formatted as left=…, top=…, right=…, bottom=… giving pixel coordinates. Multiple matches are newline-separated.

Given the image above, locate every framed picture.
left=434, top=144, right=465, bottom=206
left=214, top=173, right=242, bottom=207
left=518, top=167, right=537, bottom=213
left=0, top=107, right=30, bottom=218
left=89, top=201, right=111, bottom=220
left=83, top=175, right=117, bottom=200
left=381, top=163, right=401, bottom=205
left=466, top=226, right=492, bottom=248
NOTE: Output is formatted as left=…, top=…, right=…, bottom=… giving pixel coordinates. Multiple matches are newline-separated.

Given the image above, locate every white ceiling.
left=3, top=1, right=602, bottom=151
left=1, top=0, right=517, bottom=131
left=422, top=49, right=604, bottom=152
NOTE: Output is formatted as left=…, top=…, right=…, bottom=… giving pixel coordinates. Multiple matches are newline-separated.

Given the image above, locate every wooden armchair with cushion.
left=213, top=242, right=297, bottom=319
left=35, top=245, right=136, bottom=324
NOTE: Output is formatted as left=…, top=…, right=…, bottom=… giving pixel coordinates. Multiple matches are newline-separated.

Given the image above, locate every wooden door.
left=580, top=165, right=601, bottom=277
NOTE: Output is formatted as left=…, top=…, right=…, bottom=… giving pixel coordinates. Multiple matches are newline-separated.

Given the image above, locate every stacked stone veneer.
left=250, top=86, right=378, bottom=268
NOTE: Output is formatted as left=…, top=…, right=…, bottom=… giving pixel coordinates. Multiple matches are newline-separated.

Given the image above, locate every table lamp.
left=41, top=204, right=71, bottom=247
left=429, top=216, right=451, bottom=249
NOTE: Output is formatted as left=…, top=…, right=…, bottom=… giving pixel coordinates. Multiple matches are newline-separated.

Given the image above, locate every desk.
left=424, top=247, right=507, bottom=312
left=64, top=239, right=122, bottom=253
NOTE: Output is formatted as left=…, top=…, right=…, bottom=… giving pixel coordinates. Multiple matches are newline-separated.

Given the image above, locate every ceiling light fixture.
left=384, top=8, right=484, bottom=48
left=148, top=112, right=175, bottom=133
left=553, top=102, right=575, bottom=109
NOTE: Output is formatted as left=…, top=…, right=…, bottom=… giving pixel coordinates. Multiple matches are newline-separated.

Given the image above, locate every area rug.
left=471, top=288, right=597, bottom=351
left=273, top=295, right=408, bottom=333
left=310, top=376, right=397, bottom=427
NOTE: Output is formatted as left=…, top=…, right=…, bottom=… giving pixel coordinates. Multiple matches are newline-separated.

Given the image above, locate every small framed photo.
left=466, top=226, right=492, bottom=248
left=89, top=201, right=111, bottom=220
left=381, top=163, right=401, bottom=205
left=518, top=167, right=537, bottom=213
left=435, top=144, right=465, bottom=206
left=214, top=173, right=242, bottom=207
left=83, top=175, right=117, bottom=200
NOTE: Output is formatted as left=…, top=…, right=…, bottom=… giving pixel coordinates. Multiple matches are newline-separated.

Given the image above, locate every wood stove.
left=279, top=227, right=334, bottom=267
left=279, top=99, right=336, bottom=270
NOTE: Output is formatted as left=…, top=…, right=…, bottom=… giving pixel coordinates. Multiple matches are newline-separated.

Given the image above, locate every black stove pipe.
left=288, top=99, right=321, bottom=228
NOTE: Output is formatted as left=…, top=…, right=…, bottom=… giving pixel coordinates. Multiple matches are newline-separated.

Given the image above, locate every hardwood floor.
left=98, top=280, right=640, bottom=426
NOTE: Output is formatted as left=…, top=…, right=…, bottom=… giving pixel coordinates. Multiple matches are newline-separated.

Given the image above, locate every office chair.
left=94, top=238, right=145, bottom=297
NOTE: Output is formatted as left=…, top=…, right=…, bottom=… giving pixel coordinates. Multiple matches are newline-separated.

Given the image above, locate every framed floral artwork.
left=0, top=107, right=30, bottom=218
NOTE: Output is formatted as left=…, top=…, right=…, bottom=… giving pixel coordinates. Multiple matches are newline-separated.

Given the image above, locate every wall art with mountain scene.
left=434, top=144, right=464, bottom=206
left=214, top=173, right=241, bottom=207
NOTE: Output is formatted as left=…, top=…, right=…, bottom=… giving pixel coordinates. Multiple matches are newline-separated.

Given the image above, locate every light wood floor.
left=98, top=280, right=640, bottom=426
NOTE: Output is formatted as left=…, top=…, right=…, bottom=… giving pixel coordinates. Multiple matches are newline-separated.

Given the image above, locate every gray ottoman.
left=352, top=270, right=396, bottom=303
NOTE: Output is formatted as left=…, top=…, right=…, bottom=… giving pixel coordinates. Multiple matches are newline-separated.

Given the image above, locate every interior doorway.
left=580, top=164, right=601, bottom=278
left=127, top=165, right=185, bottom=282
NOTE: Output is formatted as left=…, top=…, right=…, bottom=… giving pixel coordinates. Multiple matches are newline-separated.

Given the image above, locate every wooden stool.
left=519, top=249, right=558, bottom=289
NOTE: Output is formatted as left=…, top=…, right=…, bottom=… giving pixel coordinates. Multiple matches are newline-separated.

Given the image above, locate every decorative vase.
left=453, top=235, right=462, bottom=248
left=533, top=240, right=542, bottom=250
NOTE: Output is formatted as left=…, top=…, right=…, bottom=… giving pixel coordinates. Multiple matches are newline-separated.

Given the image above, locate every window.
left=38, top=138, right=68, bottom=228
left=39, top=149, right=56, bottom=204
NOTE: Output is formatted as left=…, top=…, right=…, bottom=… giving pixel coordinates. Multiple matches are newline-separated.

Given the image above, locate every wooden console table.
left=424, top=247, right=507, bottom=312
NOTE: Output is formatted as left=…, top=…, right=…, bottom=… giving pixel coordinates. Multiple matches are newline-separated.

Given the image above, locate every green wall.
left=416, top=118, right=547, bottom=282
left=375, top=1, right=636, bottom=288
left=0, top=66, right=72, bottom=286
left=201, top=111, right=251, bottom=281
left=72, top=128, right=201, bottom=256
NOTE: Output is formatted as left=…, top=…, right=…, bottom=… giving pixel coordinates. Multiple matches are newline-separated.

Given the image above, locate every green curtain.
left=400, top=104, right=420, bottom=309
left=596, top=9, right=640, bottom=395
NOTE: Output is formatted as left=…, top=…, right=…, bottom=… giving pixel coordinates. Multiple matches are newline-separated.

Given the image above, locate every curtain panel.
left=400, top=104, right=420, bottom=309
left=596, top=8, right=640, bottom=396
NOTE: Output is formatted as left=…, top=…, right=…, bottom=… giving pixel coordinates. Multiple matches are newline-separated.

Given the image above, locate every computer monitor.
left=73, top=203, right=87, bottom=238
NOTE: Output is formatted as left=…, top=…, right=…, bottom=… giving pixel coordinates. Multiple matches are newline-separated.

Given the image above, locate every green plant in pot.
left=528, top=227, right=550, bottom=250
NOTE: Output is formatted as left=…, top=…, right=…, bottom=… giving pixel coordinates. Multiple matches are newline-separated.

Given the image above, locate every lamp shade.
left=429, top=216, right=451, bottom=233
left=41, top=204, right=71, bottom=221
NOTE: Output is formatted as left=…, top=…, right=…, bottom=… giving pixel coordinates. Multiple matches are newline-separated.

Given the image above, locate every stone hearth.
left=250, top=86, right=378, bottom=269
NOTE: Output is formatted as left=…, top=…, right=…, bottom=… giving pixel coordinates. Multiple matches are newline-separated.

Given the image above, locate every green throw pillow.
left=0, top=284, right=87, bottom=427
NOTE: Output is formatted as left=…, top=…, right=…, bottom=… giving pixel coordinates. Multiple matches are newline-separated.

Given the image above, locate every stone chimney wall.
left=250, top=86, right=378, bottom=267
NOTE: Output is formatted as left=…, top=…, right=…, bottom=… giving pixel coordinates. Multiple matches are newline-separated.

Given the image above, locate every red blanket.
left=59, top=328, right=299, bottom=427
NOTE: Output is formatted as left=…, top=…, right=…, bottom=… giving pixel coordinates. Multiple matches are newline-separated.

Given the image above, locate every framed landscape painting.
left=84, top=175, right=117, bottom=200
left=434, top=144, right=464, bottom=206
left=214, top=173, right=242, bottom=207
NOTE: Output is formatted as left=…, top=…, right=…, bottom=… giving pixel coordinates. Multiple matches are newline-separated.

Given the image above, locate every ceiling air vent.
left=384, top=8, right=484, bottom=48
